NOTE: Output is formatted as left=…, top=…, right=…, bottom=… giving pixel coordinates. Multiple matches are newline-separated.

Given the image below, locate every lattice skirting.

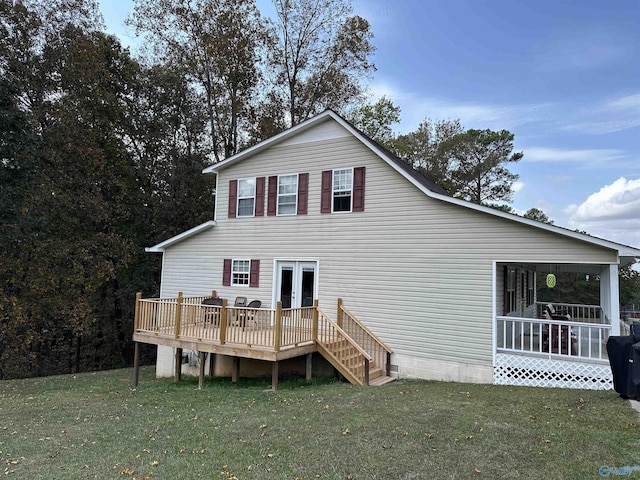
left=494, top=353, right=613, bottom=390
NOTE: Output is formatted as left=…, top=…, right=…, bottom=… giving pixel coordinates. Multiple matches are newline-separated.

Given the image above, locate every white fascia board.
left=145, top=221, right=216, bottom=253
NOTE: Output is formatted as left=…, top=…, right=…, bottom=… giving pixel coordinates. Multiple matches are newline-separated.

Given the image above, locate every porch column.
left=601, top=264, right=620, bottom=335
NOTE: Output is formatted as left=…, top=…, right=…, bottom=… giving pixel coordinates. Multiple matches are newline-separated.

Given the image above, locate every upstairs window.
left=277, top=174, right=298, bottom=215
left=332, top=168, right=353, bottom=212
left=321, top=167, right=365, bottom=213
left=237, top=178, right=256, bottom=217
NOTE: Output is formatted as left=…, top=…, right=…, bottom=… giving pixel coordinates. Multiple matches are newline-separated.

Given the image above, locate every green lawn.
left=1, top=367, right=639, bottom=479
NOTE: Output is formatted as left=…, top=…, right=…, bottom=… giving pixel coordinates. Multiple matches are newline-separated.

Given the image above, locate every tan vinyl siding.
left=159, top=121, right=618, bottom=370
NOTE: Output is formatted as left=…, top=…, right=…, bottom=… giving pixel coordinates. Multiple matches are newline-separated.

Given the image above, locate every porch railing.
left=535, top=302, right=605, bottom=324
left=337, top=299, right=392, bottom=376
left=134, top=294, right=315, bottom=351
left=497, top=316, right=610, bottom=361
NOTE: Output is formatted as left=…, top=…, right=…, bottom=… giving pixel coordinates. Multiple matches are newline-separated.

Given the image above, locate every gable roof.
left=192, top=110, right=640, bottom=263
left=146, top=221, right=216, bottom=253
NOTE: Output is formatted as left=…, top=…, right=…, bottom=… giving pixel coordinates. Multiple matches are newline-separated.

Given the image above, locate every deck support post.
left=364, top=358, right=370, bottom=386
left=198, top=352, right=206, bottom=389
left=132, top=342, right=140, bottom=388
left=337, top=298, right=343, bottom=328
left=231, top=357, right=239, bottom=383
left=272, top=361, right=279, bottom=391
left=306, top=353, right=312, bottom=383
left=386, top=351, right=391, bottom=377
left=174, top=348, right=183, bottom=382
left=209, top=353, right=216, bottom=377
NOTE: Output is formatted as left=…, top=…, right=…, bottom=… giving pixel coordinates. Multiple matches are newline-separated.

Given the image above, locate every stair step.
left=369, top=375, right=395, bottom=386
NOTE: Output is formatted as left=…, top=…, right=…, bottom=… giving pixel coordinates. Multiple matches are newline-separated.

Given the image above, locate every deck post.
left=306, top=353, right=312, bottom=383
left=364, top=358, right=370, bottom=386
left=386, top=351, right=391, bottom=377
left=312, top=299, right=319, bottom=341
left=132, top=342, right=140, bottom=388
left=134, top=292, right=142, bottom=332
left=220, top=298, right=228, bottom=344
left=274, top=301, right=282, bottom=352
left=209, top=353, right=216, bottom=376
left=174, top=348, right=183, bottom=382
left=174, top=292, right=183, bottom=339
left=337, top=298, right=343, bottom=328
left=272, top=361, right=279, bottom=391
left=231, top=357, right=239, bottom=383
left=198, top=352, right=206, bottom=389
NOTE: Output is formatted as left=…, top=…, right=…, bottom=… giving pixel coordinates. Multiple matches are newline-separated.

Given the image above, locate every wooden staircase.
left=316, top=305, right=394, bottom=386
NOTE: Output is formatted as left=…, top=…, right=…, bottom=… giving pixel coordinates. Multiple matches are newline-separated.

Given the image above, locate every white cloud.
left=561, top=92, right=640, bottom=135
left=511, top=181, right=525, bottom=194
left=523, top=147, right=627, bottom=164
left=567, top=177, right=640, bottom=246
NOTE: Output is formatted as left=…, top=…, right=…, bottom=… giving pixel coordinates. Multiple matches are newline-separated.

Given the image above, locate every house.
left=133, top=110, right=640, bottom=390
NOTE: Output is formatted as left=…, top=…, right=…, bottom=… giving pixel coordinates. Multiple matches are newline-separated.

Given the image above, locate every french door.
left=275, top=261, right=317, bottom=308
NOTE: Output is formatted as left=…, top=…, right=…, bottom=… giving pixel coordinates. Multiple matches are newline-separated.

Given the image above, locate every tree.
left=347, top=96, right=400, bottom=147
left=439, top=129, right=523, bottom=206
left=128, top=0, right=268, bottom=160
left=524, top=207, right=553, bottom=224
left=269, top=0, right=375, bottom=126
left=390, top=118, right=464, bottom=191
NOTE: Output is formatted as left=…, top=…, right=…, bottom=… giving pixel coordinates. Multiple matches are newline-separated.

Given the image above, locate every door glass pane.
left=301, top=268, right=315, bottom=307
left=280, top=267, right=293, bottom=308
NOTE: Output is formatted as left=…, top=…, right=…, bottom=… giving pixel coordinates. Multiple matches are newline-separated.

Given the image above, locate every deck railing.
left=337, top=299, right=392, bottom=376
left=497, top=315, right=611, bottom=361
left=535, top=302, right=605, bottom=324
left=135, top=294, right=316, bottom=351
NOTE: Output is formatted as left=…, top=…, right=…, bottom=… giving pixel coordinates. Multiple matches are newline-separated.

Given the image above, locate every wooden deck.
left=132, top=293, right=394, bottom=389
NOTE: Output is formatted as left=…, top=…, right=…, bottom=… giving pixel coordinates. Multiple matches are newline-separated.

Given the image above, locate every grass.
left=1, top=367, right=639, bottom=479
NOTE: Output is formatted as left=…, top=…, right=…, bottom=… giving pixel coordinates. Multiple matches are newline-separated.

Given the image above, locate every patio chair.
left=542, top=304, right=576, bottom=355
left=239, top=300, right=262, bottom=330
left=234, top=296, right=247, bottom=307
left=202, top=297, right=223, bottom=325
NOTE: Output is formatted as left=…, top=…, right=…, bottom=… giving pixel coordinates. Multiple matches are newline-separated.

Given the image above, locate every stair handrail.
left=317, top=308, right=372, bottom=361
left=339, top=304, right=393, bottom=354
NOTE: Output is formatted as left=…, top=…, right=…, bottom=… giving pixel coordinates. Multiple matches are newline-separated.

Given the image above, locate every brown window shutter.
left=228, top=180, right=237, bottom=218
left=353, top=167, right=365, bottom=212
left=321, top=170, right=332, bottom=213
left=223, top=259, right=232, bottom=286
left=267, top=176, right=277, bottom=216
left=255, top=177, right=265, bottom=216
left=297, top=173, right=309, bottom=215
left=250, top=259, right=260, bottom=288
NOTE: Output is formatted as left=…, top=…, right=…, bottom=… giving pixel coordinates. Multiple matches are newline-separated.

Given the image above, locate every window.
left=231, top=260, right=250, bottom=286
left=223, top=259, right=260, bottom=287
left=505, top=267, right=517, bottom=314
left=237, top=178, right=255, bottom=217
left=321, top=167, right=365, bottom=213
left=277, top=174, right=298, bottom=215
left=526, top=271, right=535, bottom=306
left=332, top=168, right=353, bottom=212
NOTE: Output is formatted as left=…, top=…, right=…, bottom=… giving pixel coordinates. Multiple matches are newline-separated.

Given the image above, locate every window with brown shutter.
left=222, top=259, right=232, bottom=286
left=353, top=167, right=365, bottom=212
left=228, top=180, right=237, bottom=218
left=321, top=170, right=332, bottom=213
left=250, top=259, right=260, bottom=287
left=267, top=176, right=277, bottom=216
left=255, top=177, right=265, bottom=216
left=297, top=173, right=309, bottom=215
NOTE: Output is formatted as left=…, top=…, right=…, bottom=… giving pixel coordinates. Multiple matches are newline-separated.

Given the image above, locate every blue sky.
left=98, top=0, right=640, bottom=247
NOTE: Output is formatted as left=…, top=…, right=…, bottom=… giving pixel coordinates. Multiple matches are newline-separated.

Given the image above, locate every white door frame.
left=272, top=259, right=319, bottom=309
